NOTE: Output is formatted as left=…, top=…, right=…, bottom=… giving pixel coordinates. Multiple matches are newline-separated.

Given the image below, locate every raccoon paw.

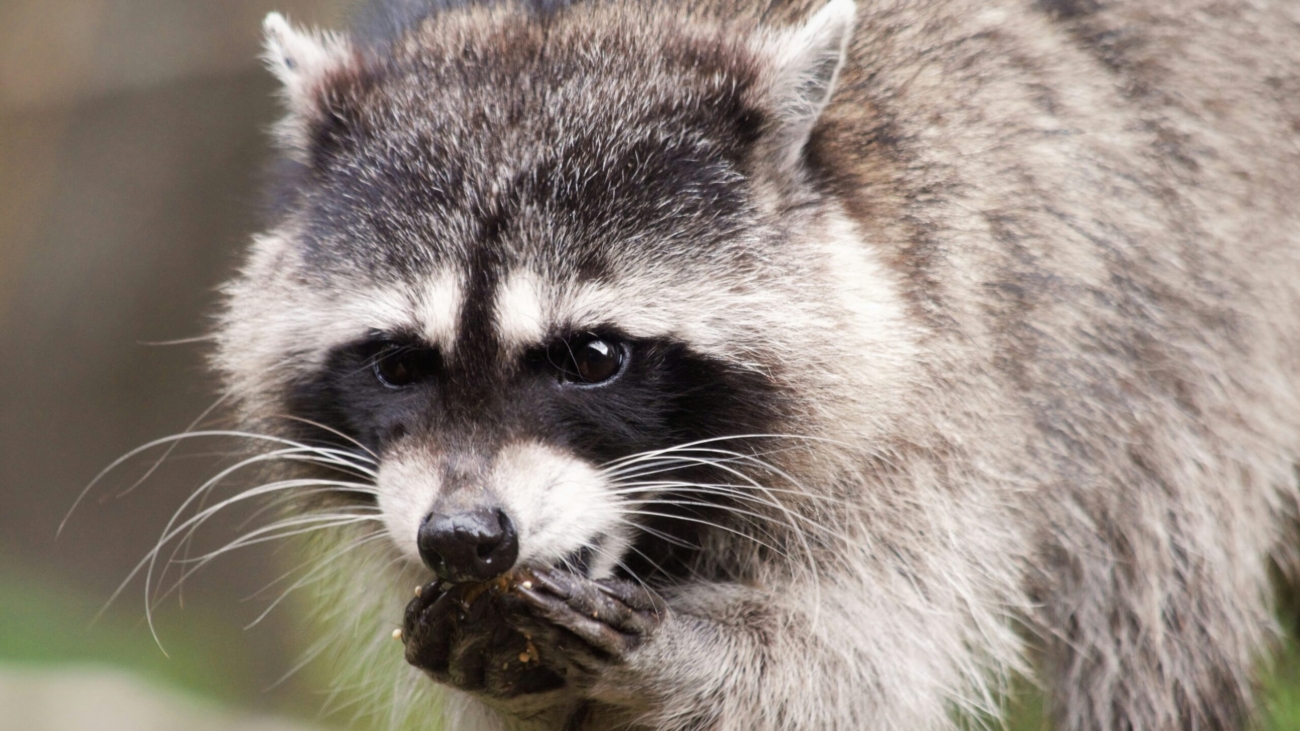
left=511, top=568, right=666, bottom=673
left=402, top=580, right=565, bottom=699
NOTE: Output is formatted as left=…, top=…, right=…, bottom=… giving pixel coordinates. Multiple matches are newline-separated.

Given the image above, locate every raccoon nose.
left=417, top=508, right=518, bottom=582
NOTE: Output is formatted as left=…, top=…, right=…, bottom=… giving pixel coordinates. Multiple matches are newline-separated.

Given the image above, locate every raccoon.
left=206, top=0, right=1300, bottom=729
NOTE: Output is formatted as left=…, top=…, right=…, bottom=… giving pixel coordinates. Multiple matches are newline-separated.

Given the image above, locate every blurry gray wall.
left=0, top=0, right=356, bottom=717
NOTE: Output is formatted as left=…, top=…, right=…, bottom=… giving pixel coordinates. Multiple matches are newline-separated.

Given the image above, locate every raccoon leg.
left=499, top=570, right=1008, bottom=731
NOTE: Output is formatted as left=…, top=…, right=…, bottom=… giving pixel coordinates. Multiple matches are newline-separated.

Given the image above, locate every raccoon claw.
left=515, top=569, right=665, bottom=664
left=402, top=579, right=565, bottom=699
left=402, top=581, right=454, bottom=673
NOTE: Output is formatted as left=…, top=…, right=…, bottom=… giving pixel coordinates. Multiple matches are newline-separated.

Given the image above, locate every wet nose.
left=417, top=507, right=518, bottom=582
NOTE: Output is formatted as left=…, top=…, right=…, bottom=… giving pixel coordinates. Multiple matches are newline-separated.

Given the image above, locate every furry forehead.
left=270, top=6, right=779, bottom=283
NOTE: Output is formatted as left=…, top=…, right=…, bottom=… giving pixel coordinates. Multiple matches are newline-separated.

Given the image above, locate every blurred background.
left=1, top=1, right=1298, bottom=730
left=0, top=2, right=359, bottom=729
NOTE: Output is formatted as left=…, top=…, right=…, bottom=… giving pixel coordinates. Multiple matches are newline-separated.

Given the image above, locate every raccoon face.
left=218, top=2, right=915, bottom=585
left=284, top=306, right=788, bottom=582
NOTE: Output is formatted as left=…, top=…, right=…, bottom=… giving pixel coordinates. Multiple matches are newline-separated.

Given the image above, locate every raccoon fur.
left=208, top=0, right=1300, bottom=729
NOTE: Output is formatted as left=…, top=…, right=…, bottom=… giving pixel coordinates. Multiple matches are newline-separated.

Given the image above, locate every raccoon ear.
left=262, top=12, right=354, bottom=152
left=756, top=0, right=857, bottom=172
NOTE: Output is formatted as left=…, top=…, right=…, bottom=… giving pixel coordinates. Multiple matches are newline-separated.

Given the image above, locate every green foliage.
left=1255, top=633, right=1300, bottom=731
left=0, top=561, right=258, bottom=704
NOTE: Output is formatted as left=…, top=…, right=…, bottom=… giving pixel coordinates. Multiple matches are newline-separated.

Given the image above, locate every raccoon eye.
left=549, top=334, right=626, bottom=385
left=373, top=345, right=439, bottom=388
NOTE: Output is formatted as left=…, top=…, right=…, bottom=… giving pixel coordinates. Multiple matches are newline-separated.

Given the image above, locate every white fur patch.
left=375, top=441, right=629, bottom=578
left=218, top=232, right=418, bottom=386
left=217, top=235, right=484, bottom=418
left=262, top=13, right=351, bottom=94
left=814, top=209, right=919, bottom=401
left=556, top=281, right=681, bottom=341
left=494, top=269, right=548, bottom=348
left=490, top=442, right=628, bottom=578
left=376, top=451, right=442, bottom=563
left=756, top=0, right=857, bottom=171
left=417, top=269, right=463, bottom=350
left=261, top=13, right=353, bottom=154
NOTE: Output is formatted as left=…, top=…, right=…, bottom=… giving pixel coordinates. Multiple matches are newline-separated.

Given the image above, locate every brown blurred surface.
left=0, top=0, right=354, bottom=721
left=0, top=1, right=352, bottom=110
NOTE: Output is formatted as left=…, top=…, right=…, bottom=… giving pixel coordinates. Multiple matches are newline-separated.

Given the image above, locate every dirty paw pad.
left=402, top=580, right=564, bottom=698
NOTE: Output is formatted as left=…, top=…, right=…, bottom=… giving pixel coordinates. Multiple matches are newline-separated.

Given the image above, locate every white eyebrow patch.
left=558, top=280, right=678, bottom=342
left=495, top=269, right=548, bottom=347
left=417, top=269, right=463, bottom=348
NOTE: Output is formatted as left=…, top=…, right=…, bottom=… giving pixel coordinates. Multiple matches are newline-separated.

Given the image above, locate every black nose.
left=417, top=508, right=518, bottom=582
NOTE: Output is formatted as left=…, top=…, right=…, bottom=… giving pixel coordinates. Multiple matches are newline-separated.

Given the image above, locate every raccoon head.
left=218, top=0, right=916, bottom=588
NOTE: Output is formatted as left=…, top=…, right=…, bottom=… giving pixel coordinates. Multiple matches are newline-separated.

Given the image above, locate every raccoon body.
left=213, top=1, right=1300, bottom=729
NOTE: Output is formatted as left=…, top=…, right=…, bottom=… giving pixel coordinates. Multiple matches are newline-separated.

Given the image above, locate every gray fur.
left=213, top=1, right=1300, bottom=729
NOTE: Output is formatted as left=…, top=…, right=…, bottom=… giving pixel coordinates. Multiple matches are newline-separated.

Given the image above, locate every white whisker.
left=149, top=514, right=383, bottom=616
left=613, top=509, right=792, bottom=562
left=601, top=435, right=843, bottom=629
left=245, top=531, right=389, bottom=630
left=601, top=445, right=806, bottom=480
left=68, top=428, right=377, bottom=539
left=266, top=413, right=380, bottom=461
left=597, top=433, right=850, bottom=473
left=171, top=513, right=383, bottom=566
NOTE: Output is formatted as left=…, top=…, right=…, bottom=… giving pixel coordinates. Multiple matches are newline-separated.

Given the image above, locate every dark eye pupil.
left=551, top=335, right=623, bottom=384
left=575, top=339, right=619, bottom=382
left=374, top=346, right=436, bottom=388
left=378, top=355, right=411, bottom=385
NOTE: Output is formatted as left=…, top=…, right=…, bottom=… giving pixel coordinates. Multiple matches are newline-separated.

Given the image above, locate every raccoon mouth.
left=422, top=544, right=597, bottom=593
